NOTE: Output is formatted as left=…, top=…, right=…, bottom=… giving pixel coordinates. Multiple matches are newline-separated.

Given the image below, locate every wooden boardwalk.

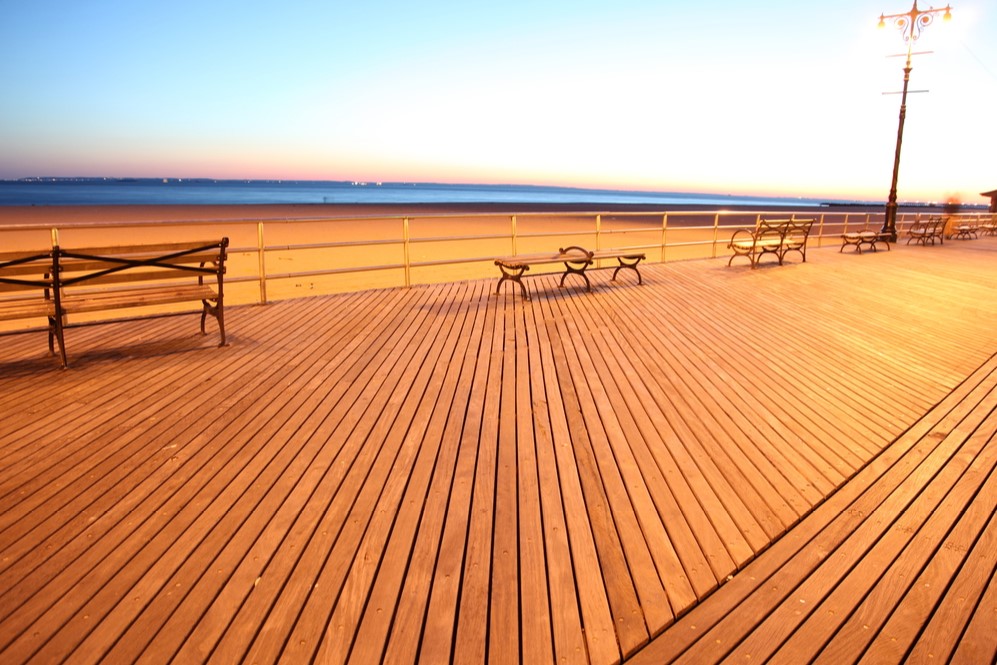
left=1, top=237, right=996, bottom=664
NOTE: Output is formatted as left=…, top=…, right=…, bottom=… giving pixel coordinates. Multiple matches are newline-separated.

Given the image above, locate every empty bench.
left=0, top=239, right=228, bottom=367
left=948, top=218, right=979, bottom=240
left=840, top=229, right=891, bottom=254
left=979, top=216, right=997, bottom=236
left=728, top=218, right=815, bottom=269
left=494, top=245, right=645, bottom=300
left=905, top=217, right=946, bottom=246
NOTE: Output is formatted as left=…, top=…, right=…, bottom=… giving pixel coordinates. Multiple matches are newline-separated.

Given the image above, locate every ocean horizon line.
left=0, top=177, right=970, bottom=209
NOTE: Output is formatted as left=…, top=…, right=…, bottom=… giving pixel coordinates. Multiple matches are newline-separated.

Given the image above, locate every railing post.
left=257, top=221, right=267, bottom=305
left=817, top=214, right=826, bottom=247
left=595, top=214, right=602, bottom=267
left=511, top=215, right=517, bottom=255
left=711, top=213, right=720, bottom=258
left=403, top=217, right=411, bottom=288
left=51, top=227, right=59, bottom=247
left=660, top=213, right=668, bottom=263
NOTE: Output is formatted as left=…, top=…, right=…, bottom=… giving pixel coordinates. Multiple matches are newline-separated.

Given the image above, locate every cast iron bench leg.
left=611, top=256, right=643, bottom=284
left=496, top=263, right=530, bottom=300
left=559, top=260, right=591, bottom=291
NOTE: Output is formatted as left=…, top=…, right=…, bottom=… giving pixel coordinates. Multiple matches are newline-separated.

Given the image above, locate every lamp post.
left=878, top=1, right=952, bottom=241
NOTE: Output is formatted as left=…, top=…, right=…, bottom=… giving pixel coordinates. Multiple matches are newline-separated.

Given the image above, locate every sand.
left=0, top=201, right=745, bottom=227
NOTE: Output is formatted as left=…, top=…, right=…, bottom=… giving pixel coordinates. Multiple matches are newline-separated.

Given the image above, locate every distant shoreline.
left=0, top=200, right=967, bottom=229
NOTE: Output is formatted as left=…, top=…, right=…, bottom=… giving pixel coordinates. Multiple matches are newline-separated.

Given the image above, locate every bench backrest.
left=0, top=250, right=55, bottom=296
left=756, top=218, right=815, bottom=244
left=910, top=217, right=944, bottom=231
left=782, top=219, right=815, bottom=246
left=754, top=219, right=789, bottom=245
left=54, top=239, right=229, bottom=291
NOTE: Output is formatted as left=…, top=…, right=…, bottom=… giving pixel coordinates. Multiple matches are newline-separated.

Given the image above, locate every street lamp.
left=878, top=1, right=952, bottom=241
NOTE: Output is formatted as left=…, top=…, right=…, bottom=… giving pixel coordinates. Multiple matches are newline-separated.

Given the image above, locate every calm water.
left=0, top=179, right=843, bottom=208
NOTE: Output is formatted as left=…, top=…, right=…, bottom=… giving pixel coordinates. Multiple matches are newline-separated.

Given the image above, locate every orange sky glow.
left=1, top=1, right=994, bottom=205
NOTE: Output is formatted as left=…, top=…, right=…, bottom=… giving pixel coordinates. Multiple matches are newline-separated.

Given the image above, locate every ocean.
left=0, top=179, right=841, bottom=208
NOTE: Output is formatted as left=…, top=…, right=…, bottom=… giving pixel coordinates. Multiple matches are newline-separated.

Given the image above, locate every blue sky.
left=1, top=0, right=994, bottom=203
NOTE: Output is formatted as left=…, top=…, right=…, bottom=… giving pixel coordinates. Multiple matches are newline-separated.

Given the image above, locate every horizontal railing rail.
left=1, top=209, right=991, bottom=313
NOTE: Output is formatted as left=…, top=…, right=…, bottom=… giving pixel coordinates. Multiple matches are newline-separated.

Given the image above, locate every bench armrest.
left=729, top=228, right=757, bottom=245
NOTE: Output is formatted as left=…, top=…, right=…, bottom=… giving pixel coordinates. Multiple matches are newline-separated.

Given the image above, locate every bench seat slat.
left=589, top=250, right=646, bottom=260
left=0, top=299, right=55, bottom=320
left=60, top=268, right=219, bottom=288
left=60, top=285, right=218, bottom=313
left=495, top=251, right=591, bottom=268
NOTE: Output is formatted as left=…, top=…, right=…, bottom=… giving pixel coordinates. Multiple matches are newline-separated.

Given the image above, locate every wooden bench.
left=905, top=217, right=946, bottom=246
left=979, top=216, right=996, bottom=236
left=839, top=229, right=891, bottom=254
left=948, top=218, right=979, bottom=240
left=727, top=218, right=815, bottom=269
left=494, top=245, right=645, bottom=300
left=1, top=239, right=228, bottom=367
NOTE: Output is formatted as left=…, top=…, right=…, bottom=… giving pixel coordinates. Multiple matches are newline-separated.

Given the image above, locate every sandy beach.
left=0, top=199, right=912, bottom=227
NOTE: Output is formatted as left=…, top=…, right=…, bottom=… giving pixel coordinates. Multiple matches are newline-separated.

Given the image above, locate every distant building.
left=982, top=189, right=997, bottom=213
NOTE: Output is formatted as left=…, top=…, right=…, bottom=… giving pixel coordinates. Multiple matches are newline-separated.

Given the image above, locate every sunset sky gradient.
left=1, top=0, right=994, bottom=204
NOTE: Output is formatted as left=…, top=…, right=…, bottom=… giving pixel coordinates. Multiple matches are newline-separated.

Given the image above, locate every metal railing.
left=2, top=208, right=992, bottom=308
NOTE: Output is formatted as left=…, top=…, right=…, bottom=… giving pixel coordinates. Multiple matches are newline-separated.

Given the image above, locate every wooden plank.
left=572, top=315, right=731, bottom=599
left=533, top=282, right=622, bottom=665
left=0, top=299, right=270, bottom=452
left=0, top=239, right=996, bottom=664
left=563, top=301, right=702, bottom=611
left=606, top=278, right=862, bottom=489
left=0, top=300, right=53, bottom=319
left=486, top=289, right=523, bottom=665
left=61, top=286, right=216, bottom=312
left=143, top=285, right=455, bottom=662
left=947, top=552, right=997, bottom=664
left=308, top=282, right=475, bottom=664
left=0, top=304, right=326, bottom=656
left=0, top=297, right=325, bottom=540
left=108, top=295, right=394, bottom=661
left=557, top=286, right=692, bottom=621
left=637, top=270, right=919, bottom=464
left=223, top=284, right=460, bottom=663
left=858, top=470, right=997, bottom=663
left=555, top=295, right=673, bottom=640
left=446, top=282, right=504, bottom=664
left=0, top=290, right=400, bottom=660
left=587, top=283, right=775, bottom=559
left=523, top=287, right=591, bottom=665
left=653, top=269, right=904, bottom=447
left=704, top=385, right=997, bottom=662
left=366, top=282, right=494, bottom=664
left=415, top=284, right=501, bottom=663
left=770, top=404, right=997, bottom=663
left=542, top=288, right=649, bottom=660
left=626, top=352, right=997, bottom=664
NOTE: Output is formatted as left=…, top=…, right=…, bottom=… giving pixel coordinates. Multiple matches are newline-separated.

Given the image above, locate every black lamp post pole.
left=883, top=56, right=912, bottom=242
left=877, top=1, right=952, bottom=242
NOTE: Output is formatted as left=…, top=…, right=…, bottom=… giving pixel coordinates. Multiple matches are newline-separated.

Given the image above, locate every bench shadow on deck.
left=1, top=239, right=996, bottom=664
